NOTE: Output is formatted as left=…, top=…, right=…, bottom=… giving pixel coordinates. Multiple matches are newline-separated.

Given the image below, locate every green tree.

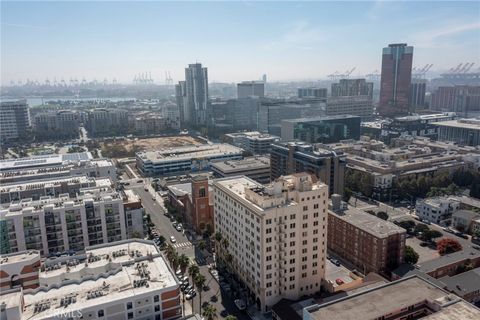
left=188, top=265, right=200, bottom=279
left=405, top=245, right=419, bottom=264
left=343, top=187, right=353, bottom=203
left=198, top=240, right=207, bottom=251
left=414, top=223, right=429, bottom=235
left=202, top=303, right=217, bottom=320
left=194, top=273, right=207, bottom=311
left=376, top=211, right=389, bottom=221
left=359, top=174, right=374, bottom=198
left=178, top=254, right=190, bottom=274
left=214, top=232, right=223, bottom=242
left=421, top=230, right=442, bottom=242
left=225, top=316, right=238, bottom=320
left=398, top=220, right=416, bottom=232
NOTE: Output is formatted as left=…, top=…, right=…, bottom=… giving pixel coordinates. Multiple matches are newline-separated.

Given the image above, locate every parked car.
left=176, top=225, right=182, bottom=232
left=172, top=222, right=178, bottom=228
left=234, top=299, right=246, bottom=311
left=185, top=290, right=196, bottom=300
left=170, top=236, right=176, bottom=243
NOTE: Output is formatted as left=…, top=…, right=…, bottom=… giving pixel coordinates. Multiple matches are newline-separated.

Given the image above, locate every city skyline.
left=1, top=1, right=480, bottom=85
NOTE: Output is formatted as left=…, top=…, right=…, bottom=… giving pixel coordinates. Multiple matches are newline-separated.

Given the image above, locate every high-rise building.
left=430, top=85, right=480, bottom=115
left=297, top=87, right=327, bottom=99
left=213, top=173, right=329, bottom=312
left=237, top=81, right=265, bottom=98
left=184, top=63, right=209, bottom=127
left=270, top=141, right=346, bottom=196
left=331, top=79, right=373, bottom=99
left=0, top=100, right=31, bottom=143
left=326, top=96, right=374, bottom=118
left=378, top=43, right=414, bottom=117
left=86, top=108, right=128, bottom=137
left=175, top=81, right=187, bottom=125
left=409, top=79, right=427, bottom=109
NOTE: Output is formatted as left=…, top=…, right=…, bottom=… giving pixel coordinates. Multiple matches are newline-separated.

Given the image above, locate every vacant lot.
left=101, top=135, right=203, bottom=158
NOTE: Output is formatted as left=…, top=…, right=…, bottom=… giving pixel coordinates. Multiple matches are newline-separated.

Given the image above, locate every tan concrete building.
left=0, top=250, right=41, bottom=290
left=213, top=173, right=329, bottom=312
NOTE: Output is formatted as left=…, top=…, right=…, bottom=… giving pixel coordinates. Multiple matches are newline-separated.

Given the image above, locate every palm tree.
left=188, top=264, right=200, bottom=279
left=214, top=232, right=222, bottom=242
left=194, top=273, right=207, bottom=311
left=225, top=316, right=237, bottom=320
left=178, top=254, right=190, bottom=274
left=198, top=240, right=207, bottom=251
left=202, top=303, right=217, bottom=320
left=165, top=244, right=175, bottom=262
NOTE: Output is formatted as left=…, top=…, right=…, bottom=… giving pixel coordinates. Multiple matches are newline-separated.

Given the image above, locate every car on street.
left=170, top=236, right=176, bottom=243
left=176, top=225, right=182, bottom=232
left=172, top=222, right=178, bottom=228
left=234, top=299, right=246, bottom=311
left=137, top=180, right=143, bottom=183
left=420, top=242, right=429, bottom=247
left=331, top=259, right=341, bottom=267
left=185, top=290, right=196, bottom=300
left=444, top=227, right=455, bottom=234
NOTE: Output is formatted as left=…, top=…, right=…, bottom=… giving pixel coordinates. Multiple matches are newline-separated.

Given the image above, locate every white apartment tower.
left=213, top=173, right=328, bottom=312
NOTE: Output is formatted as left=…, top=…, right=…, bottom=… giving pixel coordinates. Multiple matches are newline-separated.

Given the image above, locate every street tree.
left=404, top=245, right=419, bottom=264
left=437, top=238, right=463, bottom=255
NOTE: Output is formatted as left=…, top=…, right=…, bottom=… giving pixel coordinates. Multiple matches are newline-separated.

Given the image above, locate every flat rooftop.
left=0, top=152, right=92, bottom=171
left=282, top=115, right=361, bottom=124
left=225, top=131, right=279, bottom=140
left=0, top=249, right=40, bottom=265
left=433, top=119, right=480, bottom=130
left=329, top=206, right=405, bottom=238
left=210, top=156, right=270, bottom=173
left=25, top=240, right=177, bottom=319
left=305, top=276, right=464, bottom=320
left=0, top=176, right=111, bottom=194
left=137, top=143, right=243, bottom=163
left=423, top=301, right=480, bottom=320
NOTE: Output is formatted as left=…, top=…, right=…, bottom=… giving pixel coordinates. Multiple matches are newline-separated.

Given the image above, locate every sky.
left=1, top=1, right=480, bottom=85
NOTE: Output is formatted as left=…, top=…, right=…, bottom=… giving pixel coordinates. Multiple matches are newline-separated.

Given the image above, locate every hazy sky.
left=2, top=1, right=479, bottom=84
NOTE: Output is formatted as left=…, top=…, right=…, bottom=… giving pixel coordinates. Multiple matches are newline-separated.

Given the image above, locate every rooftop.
left=137, top=143, right=243, bottom=163
left=329, top=206, right=405, bottom=238
left=304, top=276, right=473, bottom=320
left=433, top=119, right=480, bottom=130
left=439, top=267, right=480, bottom=296
left=416, top=247, right=480, bottom=273
left=210, top=156, right=270, bottom=173
left=282, top=114, right=361, bottom=124
left=24, top=240, right=177, bottom=319
left=423, top=301, right=480, bottom=320
left=0, top=152, right=92, bottom=172
left=453, top=209, right=480, bottom=221
left=0, top=176, right=111, bottom=194
left=224, top=131, right=279, bottom=140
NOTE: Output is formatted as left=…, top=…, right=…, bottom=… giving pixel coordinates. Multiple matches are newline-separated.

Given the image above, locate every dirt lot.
left=100, top=135, right=204, bottom=158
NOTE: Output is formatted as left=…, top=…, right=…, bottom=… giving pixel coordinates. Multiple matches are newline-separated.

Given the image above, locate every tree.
left=343, top=187, right=352, bottom=203
left=178, top=254, right=190, bottom=274
left=225, top=316, right=238, bottom=320
left=414, top=223, right=429, bottom=235
left=188, top=265, right=200, bottom=279
left=376, top=211, right=389, bottom=221
left=398, top=220, right=416, bottom=232
left=405, top=245, right=419, bottom=264
left=202, top=303, right=217, bottom=320
left=214, top=232, right=223, bottom=243
left=437, top=238, right=463, bottom=255
left=165, top=244, right=176, bottom=263
left=194, top=273, right=207, bottom=311
left=198, top=240, right=207, bottom=251
left=421, top=230, right=442, bottom=242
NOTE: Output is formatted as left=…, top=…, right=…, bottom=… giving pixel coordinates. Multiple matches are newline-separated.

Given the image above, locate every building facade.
left=238, top=81, right=265, bottom=98
left=222, top=131, right=279, bottom=155
left=331, top=79, right=373, bottom=99
left=213, top=173, right=329, bottom=312
left=0, top=250, right=41, bottom=290
left=0, top=100, right=31, bottom=143
left=434, top=119, right=480, bottom=146
left=0, top=240, right=182, bottom=320
left=0, top=187, right=144, bottom=256
left=270, top=141, right=346, bottom=196
left=409, top=80, right=427, bottom=109
left=86, top=108, right=128, bottom=137
left=378, top=43, right=414, bottom=117
left=430, top=85, right=480, bottom=115
left=211, top=156, right=271, bottom=183
left=33, top=110, right=84, bottom=140
left=326, top=96, right=374, bottom=118
left=136, top=143, right=243, bottom=177
left=327, top=198, right=406, bottom=275
left=184, top=63, right=209, bottom=127
left=415, top=197, right=460, bottom=225
left=281, top=115, right=361, bottom=144
left=297, top=88, right=327, bottom=99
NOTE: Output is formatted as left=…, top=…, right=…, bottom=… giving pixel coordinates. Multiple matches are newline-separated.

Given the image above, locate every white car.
left=170, top=236, right=176, bottom=243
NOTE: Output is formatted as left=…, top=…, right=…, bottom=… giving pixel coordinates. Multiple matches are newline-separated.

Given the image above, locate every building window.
left=154, top=295, right=159, bottom=302
left=127, top=302, right=132, bottom=309
left=155, top=305, right=160, bottom=312
left=128, top=312, right=134, bottom=319
left=98, top=310, right=104, bottom=317
left=199, top=187, right=206, bottom=197
left=266, top=228, right=272, bottom=234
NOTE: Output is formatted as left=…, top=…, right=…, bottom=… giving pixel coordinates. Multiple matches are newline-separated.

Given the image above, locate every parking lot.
left=406, top=237, right=440, bottom=263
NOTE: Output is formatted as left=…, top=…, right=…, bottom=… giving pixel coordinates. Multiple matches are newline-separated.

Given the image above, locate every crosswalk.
left=172, top=242, right=192, bottom=249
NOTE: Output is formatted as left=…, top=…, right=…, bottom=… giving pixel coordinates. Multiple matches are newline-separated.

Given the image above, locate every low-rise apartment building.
left=0, top=153, right=117, bottom=184
left=136, top=143, right=243, bottom=177
left=0, top=240, right=181, bottom=320
left=327, top=196, right=406, bottom=275
left=222, top=131, right=279, bottom=155
left=0, top=186, right=144, bottom=256
left=415, top=197, right=460, bottom=225
left=213, top=173, right=329, bottom=312
left=211, top=156, right=271, bottom=183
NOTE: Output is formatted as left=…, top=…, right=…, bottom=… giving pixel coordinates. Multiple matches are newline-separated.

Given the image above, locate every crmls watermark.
left=43, top=310, right=83, bottom=319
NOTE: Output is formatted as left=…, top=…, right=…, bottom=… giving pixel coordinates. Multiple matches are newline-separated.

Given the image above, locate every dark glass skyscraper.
left=378, top=43, right=413, bottom=117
